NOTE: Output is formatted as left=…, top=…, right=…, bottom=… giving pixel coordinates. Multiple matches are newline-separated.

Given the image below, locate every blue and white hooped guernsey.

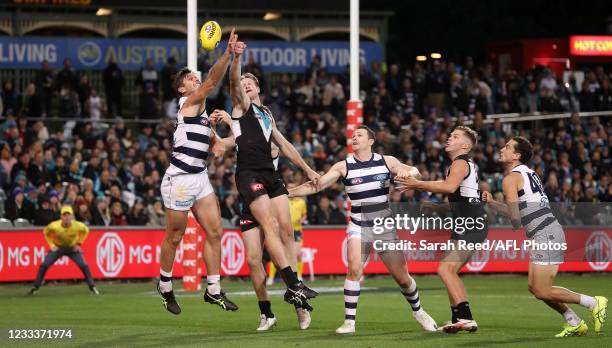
left=342, top=153, right=392, bottom=237
left=166, top=97, right=211, bottom=176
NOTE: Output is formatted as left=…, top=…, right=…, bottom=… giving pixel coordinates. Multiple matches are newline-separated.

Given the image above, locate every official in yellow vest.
left=29, top=206, right=99, bottom=295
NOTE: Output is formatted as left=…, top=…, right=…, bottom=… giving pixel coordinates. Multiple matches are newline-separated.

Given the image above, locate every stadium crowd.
left=0, top=56, right=610, bottom=226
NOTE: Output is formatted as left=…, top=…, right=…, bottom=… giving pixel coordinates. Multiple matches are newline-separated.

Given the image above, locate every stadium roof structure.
left=0, top=1, right=392, bottom=43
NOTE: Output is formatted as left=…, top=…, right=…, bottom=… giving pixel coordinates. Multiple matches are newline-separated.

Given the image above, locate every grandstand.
left=0, top=0, right=610, bottom=346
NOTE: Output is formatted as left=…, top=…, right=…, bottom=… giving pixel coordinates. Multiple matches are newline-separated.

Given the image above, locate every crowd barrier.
left=0, top=226, right=610, bottom=282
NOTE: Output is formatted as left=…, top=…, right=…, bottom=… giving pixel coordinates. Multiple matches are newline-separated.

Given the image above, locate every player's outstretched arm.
left=383, top=156, right=421, bottom=179
left=271, top=120, right=320, bottom=184
left=396, top=159, right=468, bottom=194
left=184, top=29, right=237, bottom=108
left=209, top=109, right=236, bottom=149
left=501, top=173, right=522, bottom=230
left=289, top=161, right=345, bottom=198
left=229, top=41, right=250, bottom=116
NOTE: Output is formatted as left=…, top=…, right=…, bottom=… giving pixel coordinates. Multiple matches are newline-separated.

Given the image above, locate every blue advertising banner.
left=0, top=37, right=382, bottom=73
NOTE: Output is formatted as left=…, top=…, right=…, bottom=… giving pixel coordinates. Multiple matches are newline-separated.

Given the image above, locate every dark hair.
left=512, top=136, right=533, bottom=164
left=356, top=125, right=376, bottom=141
left=240, top=73, right=260, bottom=88
left=173, top=68, right=192, bottom=96
left=454, top=126, right=478, bottom=146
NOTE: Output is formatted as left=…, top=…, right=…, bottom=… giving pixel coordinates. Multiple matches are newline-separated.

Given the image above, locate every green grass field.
left=1, top=274, right=611, bottom=347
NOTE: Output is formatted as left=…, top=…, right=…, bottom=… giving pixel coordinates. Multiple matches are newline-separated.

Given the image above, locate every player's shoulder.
left=503, top=171, right=522, bottom=186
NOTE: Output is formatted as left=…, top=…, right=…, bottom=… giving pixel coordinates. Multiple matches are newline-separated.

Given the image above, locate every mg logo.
left=221, top=232, right=244, bottom=275
left=96, top=232, right=125, bottom=277
left=586, top=231, right=611, bottom=271
left=0, top=242, right=3, bottom=272
left=466, top=248, right=489, bottom=272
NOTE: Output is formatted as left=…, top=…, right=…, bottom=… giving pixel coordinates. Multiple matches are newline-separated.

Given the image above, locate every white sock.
left=401, top=278, right=421, bottom=312
left=207, top=274, right=221, bottom=295
left=159, top=269, right=173, bottom=293
left=579, top=294, right=597, bottom=310
left=344, top=279, right=361, bottom=321
left=563, top=308, right=582, bottom=326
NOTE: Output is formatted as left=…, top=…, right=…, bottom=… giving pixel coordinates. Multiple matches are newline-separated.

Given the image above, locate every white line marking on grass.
left=144, top=286, right=378, bottom=297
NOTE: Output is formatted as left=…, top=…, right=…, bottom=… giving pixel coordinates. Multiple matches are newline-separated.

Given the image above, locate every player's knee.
left=347, top=264, right=363, bottom=279
left=437, top=263, right=453, bottom=277
left=166, top=233, right=183, bottom=248
left=206, top=228, right=222, bottom=245
left=246, top=252, right=263, bottom=268
left=530, top=285, right=551, bottom=301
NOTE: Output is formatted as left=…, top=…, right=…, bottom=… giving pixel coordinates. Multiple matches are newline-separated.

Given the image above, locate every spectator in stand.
left=34, top=195, right=59, bottom=226
left=127, top=200, right=149, bottom=225
left=57, top=58, right=77, bottom=91
left=21, top=83, right=43, bottom=118
left=103, top=57, right=123, bottom=117
left=1, top=80, right=20, bottom=116
left=309, top=195, right=345, bottom=225
left=36, top=60, right=54, bottom=117
left=146, top=199, right=165, bottom=226
left=110, top=201, right=128, bottom=226
left=85, top=89, right=106, bottom=124
left=160, top=57, right=179, bottom=118
left=136, top=59, right=159, bottom=119
left=5, top=187, right=34, bottom=222
left=91, top=198, right=111, bottom=226
left=76, top=74, right=92, bottom=116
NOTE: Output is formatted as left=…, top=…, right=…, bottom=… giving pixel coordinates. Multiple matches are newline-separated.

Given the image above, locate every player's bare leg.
left=270, top=194, right=311, bottom=329
left=250, top=195, right=318, bottom=308
left=380, top=249, right=437, bottom=332
left=336, top=237, right=365, bottom=334
left=438, top=247, right=477, bottom=333
left=192, top=193, right=238, bottom=311
left=158, top=209, right=188, bottom=315
left=529, top=263, right=606, bottom=336
left=244, top=227, right=277, bottom=331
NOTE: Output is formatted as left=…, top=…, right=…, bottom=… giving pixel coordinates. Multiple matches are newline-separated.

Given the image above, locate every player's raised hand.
left=307, top=169, right=321, bottom=187
left=481, top=190, right=493, bottom=203
left=210, top=109, right=231, bottom=127
left=226, top=27, right=237, bottom=52
left=234, top=41, right=247, bottom=57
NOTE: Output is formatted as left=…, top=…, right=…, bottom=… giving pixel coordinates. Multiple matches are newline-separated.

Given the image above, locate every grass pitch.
left=1, top=274, right=611, bottom=347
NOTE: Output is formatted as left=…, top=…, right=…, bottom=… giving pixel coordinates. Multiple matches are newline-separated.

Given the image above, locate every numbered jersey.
left=512, top=164, right=558, bottom=238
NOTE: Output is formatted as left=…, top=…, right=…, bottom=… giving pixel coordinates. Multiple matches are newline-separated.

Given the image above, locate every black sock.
left=451, top=306, right=459, bottom=323
left=280, top=267, right=299, bottom=287
left=160, top=274, right=172, bottom=282
left=456, top=301, right=473, bottom=321
left=258, top=300, right=274, bottom=318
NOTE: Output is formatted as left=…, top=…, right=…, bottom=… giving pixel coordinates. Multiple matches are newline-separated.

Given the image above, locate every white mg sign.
left=97, top=232, right=125, bottom=277
left=221, top=232, right=244, bottom=275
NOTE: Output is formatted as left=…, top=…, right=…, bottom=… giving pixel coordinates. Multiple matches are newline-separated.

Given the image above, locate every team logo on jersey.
left=469, top=197, right=481, bottom=203
left=373, top=174, right=388, bottom=181
left=350, top=178, right=363, bottom=185
left=585, top=231, right=611, bottom=271
left=240, top=219, right=254, bottom=225
left=200, top=118, right=210, bottom=127
left=250, top=183, right=264, bottom=192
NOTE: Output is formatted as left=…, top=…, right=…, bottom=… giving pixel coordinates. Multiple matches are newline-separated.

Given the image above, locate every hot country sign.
left=570, top=36, right=612, bottom=56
